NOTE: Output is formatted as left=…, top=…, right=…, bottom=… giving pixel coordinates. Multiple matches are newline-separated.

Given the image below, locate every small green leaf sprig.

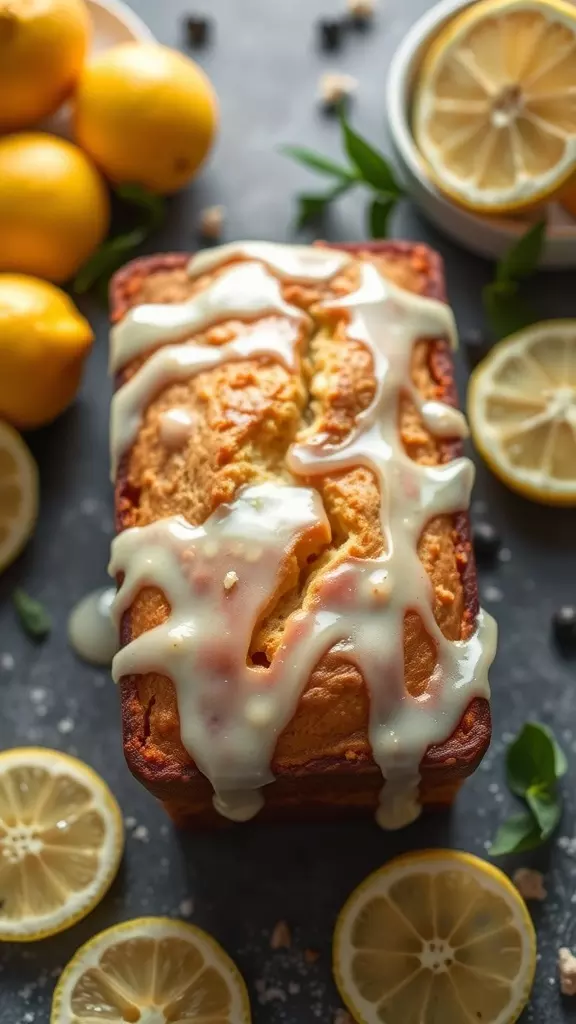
left=483, top=219, right=546, bottom=339
left=13, top=588, right=51, bottom=641
left=74, top=184, right=166, bottom=296
left=490, top=722, right=566, bottom=855
left=281, top=105, right=405, bottom=238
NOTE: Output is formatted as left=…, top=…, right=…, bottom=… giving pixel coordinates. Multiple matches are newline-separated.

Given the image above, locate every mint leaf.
left=526, top=784, right=562, bottom=840
left=490, top=812, right=543, bottom=856
left=368, top=195, right=396, bottom=239
left=295, top=181, right=353, bottom=229
left=339, top=106, right=403, bottom=196
left=483, top=280, right=536, bottom=340
left=506, top=722, right=563, bottom=796
left=280, top=145, right=357, bottom=183
left=13, top=589, right=51, bottom=641
left=115, top=183, right=165, bottom=232
left=496, top=219, right=546, bottom=283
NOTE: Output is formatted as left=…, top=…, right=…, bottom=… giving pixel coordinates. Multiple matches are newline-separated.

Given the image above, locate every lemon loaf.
left=109, top=241, right=496, bottom=828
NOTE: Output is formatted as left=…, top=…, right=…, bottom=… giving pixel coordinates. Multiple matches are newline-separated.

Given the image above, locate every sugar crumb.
left=513, top=868, right=547, bottom=901
left=559, top=948, right=576, bottom=995
left=1, top=653, right=14, bottom=670
left=347, top=0, right=375, bottom=16
left=270, top=919, right=291, bottom=949
left=124, top=816, right=137, bottom=829
left=132, top=825, right=150, bottom=842
left=57, top=717, right=74, bottom=734
left=223, top=570, right=239, bottom=591
left=319, top=72, right=358, bottom=108
left=30, top=687, right=47, bottom=704
left=199, top=205, right=225, bottom=241
left=179, top=898, right=194, bottom=917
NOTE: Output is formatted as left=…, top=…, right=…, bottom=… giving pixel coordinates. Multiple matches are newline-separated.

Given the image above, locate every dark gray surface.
left=1, top=1, right=576, bottom=1021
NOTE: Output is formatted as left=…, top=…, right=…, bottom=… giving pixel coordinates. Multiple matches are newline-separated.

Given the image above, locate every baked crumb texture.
left=559, top=948, right=576, bottom=996
left=110, top=241, right=490, bottom=826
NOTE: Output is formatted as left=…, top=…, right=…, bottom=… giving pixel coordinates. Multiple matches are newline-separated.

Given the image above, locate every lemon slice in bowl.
left=51, top=916, right=252, bottom=1023
left=0, top=422, right=38, bottom=572
left=0, top=747, right=123, bottom=941
left=333, top=850, right=536, bottom=1024
left=413, top=0, right=576, bottom=214
left=468, top=320, right=576, bottom=504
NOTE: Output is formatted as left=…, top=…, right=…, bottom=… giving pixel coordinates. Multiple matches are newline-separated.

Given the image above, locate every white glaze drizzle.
left=109, top=241, right=496, bottom=827
left=110, top=261, right=310, bottom=373
left=158, top=408, right=196, bottom=450
left=68, top=587, right=118, bottom=666
left=186, top=240, right=351, bottom=283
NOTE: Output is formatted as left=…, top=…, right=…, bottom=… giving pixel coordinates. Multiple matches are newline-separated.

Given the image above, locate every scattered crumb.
left=304, top=948, right=320, bottom=964
left=498, top=547, right=512, bottom=562
left=559, top=948, right=576, bottom=995
left=223, top=570, right=239, bottom=591
left=347, top=0, right=375, bottom=17
left=270, top=919, right=291, bottom=949
left=513, top=868, right=547, bottom=901
left=124, top=816, right=137, bottom=829
left=80, top=497, right=99, bottom=516
left=199, top=205, right=225, bottom=241
left=132, top=825, right=150, bottom=843
left=558, top=836, right=576, bottom=857
left=255, top=979, right=287, bottom=1004
left=57, top=717, right=74, bottom=734
left=319, top=72, right=358, bottom=108
left=334, top=1011, right=355, bottom=1024
left=1, top=652, right=14, bottom=670
left=483, top=584, right=503, bottom=603
left=435, top=584, right=455, bottom=605
left=178, top=898, right=194, bottom=917
left=488, top=782, right=499, bottom=794
left=29, top=687, right=47, bottom=704
left=288, top=981, right=301, bottom=995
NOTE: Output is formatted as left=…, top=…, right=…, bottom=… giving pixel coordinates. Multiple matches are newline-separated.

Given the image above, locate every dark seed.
left=462, top=328, right=490, bottom=367
left=553, top=606, right=576, bottom=651
left=472, top=522, right=501, bottom=563
left=318, top=19, right=343, bottom=50
left=183, top=15, right=211, bottom=47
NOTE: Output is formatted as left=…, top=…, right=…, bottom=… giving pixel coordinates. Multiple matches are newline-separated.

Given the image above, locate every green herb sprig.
left=490, top=722, right=566, bottom=855
left=13, top=588, right=51, bottom=641
left=73, top=184, right=166, bottom=296
left=483, top=220, right=546, bottom=339
left=281, top=106, right=405, bottom=238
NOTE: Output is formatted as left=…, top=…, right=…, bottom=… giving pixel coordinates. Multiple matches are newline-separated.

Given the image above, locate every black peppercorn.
left=472, top=522, right=501, bottom=563
left=184, top=15, right=211, bottom=48
left=318, top=19, right=343, bottom=50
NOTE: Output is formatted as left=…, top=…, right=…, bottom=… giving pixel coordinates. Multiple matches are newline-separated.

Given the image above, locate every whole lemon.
left=0, top=275, right=94, bottom=429
left=73, top=42, right=218, bottom=195
left=0, top=133, right=110, bottom=283
left=0, top=0, right=90, bottom=131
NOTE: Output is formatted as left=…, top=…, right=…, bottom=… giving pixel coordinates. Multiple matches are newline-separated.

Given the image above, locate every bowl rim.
left=386, top=0, right=576, bottom=241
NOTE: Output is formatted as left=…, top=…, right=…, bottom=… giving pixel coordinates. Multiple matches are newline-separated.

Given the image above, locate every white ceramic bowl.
left=387, top=0, right=576, bottom=268
left=40, top=0, right=155, bottom=138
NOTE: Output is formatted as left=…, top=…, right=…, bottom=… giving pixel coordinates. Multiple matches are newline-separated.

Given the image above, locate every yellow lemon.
left=51, top=917, right=251, bottom=1022
left=0, top=274, right=94, bottom=429
left=0, top=423, right=38, bottom=571
left=468, top=320, right=576, bottom=505
left=0, top=133, right=110, bottom=283
left=0, top=0, right=90, bottom=131
left=73, top=42, right=218, bottom=195
left=413, top=0, right=576, bottom=214
left=334, top=850, right=536, bottom=1024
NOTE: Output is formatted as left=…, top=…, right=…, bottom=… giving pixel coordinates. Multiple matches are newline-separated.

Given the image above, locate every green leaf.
left=338, top=105, right=403, bottom=196
left=114, top=183, right=166, bottom=231
left=526, top=784, right=562, bottom=840
left=483, top=280, right=537, bottom=340
left=490, top=811, right=544, bottom=856
left=280, top=145, right=357, bottom=183
left=506, top=722, right=563, bottom=796
left=541, top=723, right=568, bottom=778
left=73, top=226, right=148, bottom=294
left=13, top=589, right=51, bottom=641
left=496, top=219, right=546, bottom=283
left=295, top=181, right=353, bottom=230
left=368, top=195, right=397, bottom=239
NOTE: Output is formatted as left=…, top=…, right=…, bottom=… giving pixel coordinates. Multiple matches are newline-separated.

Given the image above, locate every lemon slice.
left=0, top=748, right=123, bottom=941
left=0, top=422, right=38, bottom=572
left=468, top=319, right=576, bottom=504
left=51, top=916, right=252, bottom=1023
left=333, top=850, right=536, bottom=1024
left=413, top=0, right=576, bottom=213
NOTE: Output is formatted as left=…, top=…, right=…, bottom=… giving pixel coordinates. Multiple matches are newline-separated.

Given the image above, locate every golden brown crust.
left=110, top=242, right=490, bottom=825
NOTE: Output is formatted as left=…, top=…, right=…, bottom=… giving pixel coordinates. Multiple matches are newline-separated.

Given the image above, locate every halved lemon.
left=333, top=850, right=536, bottom=1024
left=413, top=0, right=576, bottom=213
left=0, top=747, right=123, bottom=941
left=468, top=320, right=576, bottom=504
left=0, top=422, right=38, bottom=572
left=51, top=916, right=252, bottom=1023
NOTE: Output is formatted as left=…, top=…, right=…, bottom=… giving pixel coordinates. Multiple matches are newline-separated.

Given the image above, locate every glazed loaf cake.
left=109, top=241, right=496, bottom=828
